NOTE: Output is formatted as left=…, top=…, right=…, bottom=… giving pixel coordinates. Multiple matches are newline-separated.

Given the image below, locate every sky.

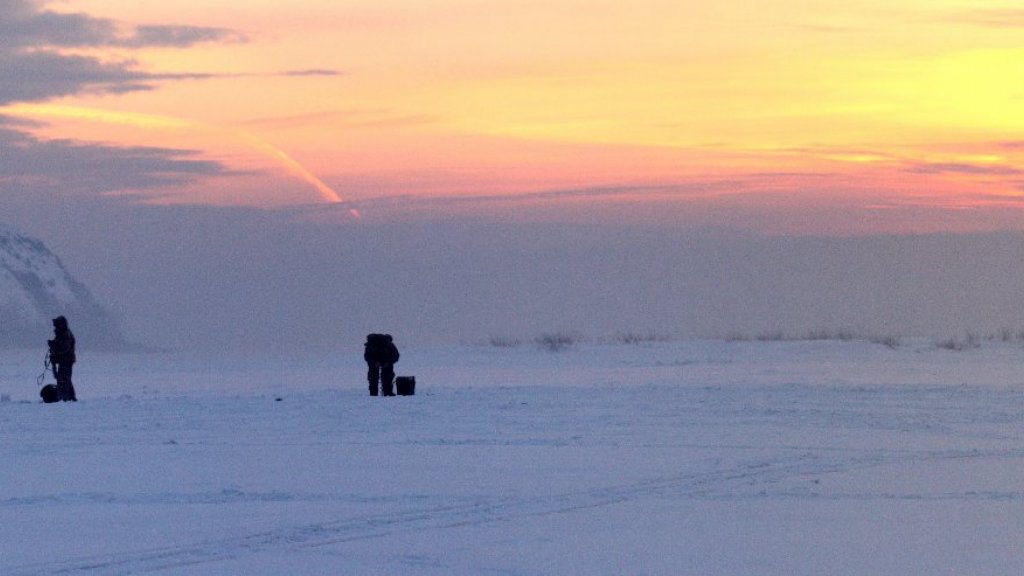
left=3, top=0, right=1024, bottom=352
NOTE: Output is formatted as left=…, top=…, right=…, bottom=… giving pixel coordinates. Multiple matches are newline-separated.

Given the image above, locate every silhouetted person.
left=48, top=316, right=77, bottom=402
left=364, top=333, right=400, bottom=396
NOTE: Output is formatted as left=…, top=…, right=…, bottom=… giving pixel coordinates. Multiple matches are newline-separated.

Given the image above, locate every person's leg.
left=381, top=363, right=395, bottom=396
left=367, top=361, right=380, bottom=396
left=55, top=363, right=75, bottom=401
left=63, top=363, right=76, bottom=401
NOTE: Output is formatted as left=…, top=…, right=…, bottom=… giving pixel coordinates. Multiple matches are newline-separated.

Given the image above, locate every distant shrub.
left=936, top=333, right=979, bottom=351
left=614, top=331, right=668, bottom=345
left=535, top=332, right=580, bottom=352
left=488, top=336, right=522, bottom=348
left=869, top=335, right=901, bottom=349
left=992, top=328, right=1024, bottom=342
left=804, top=329, right=856, bottom=341
left=724, top=330, right=899, bottom=347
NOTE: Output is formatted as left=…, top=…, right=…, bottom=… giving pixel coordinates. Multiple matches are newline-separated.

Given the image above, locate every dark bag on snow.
left=396, top=376, right=416, bottom=396
left=40, top=384, right=59, bottom=403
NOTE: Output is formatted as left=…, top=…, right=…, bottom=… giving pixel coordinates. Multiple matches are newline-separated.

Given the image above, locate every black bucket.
left=396, top=376, right=416, bottom=396
left=40, top=384, right=59, bottom=403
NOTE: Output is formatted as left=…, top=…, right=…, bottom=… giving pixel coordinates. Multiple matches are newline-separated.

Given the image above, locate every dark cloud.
left=121, top=25, right=248, bottom=48
left=0, top=0, right=248, bottom=104
left=353, top=184, right=710, bottom=211
left=0, top=0, right=117, bottom=48
left=279, top=69, right=344, bottom=77
left=0, top=125, right=226, bottom=198
left=0, top=3, right=140, bottom=103
left=0, top=2, right=336, bottom=104
left=147, top=70, right=347, bottom=83
left=906, top=162, right=1023, bottom=176
left=0, top=50, right=153, bottom=104
left=971, top=192, right=1024, bottom=204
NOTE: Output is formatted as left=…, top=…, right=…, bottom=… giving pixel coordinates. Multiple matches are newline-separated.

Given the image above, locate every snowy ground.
left=2, top=339, right=1023, bottom=575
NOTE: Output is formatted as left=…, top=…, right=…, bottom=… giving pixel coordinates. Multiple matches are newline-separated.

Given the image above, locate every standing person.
left=364, top=333, right=400, bottom=396
left=48, top=316, right=77, bottom=402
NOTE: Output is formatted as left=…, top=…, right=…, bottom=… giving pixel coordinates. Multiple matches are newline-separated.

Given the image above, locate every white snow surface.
left=2, top=339, right=1023, bottom=575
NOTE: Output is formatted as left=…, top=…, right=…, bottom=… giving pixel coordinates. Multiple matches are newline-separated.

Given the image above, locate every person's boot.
left=382, top=381, right=395, bottom=396
left=369, top=385, right=379, bottom=396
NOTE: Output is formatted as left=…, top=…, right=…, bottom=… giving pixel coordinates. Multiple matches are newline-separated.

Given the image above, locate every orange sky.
left=6, top=0, right=1024, bottom=232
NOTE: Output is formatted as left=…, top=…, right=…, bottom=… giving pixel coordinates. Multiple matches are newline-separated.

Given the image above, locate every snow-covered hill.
left=0, top=223, right=125, bottom=349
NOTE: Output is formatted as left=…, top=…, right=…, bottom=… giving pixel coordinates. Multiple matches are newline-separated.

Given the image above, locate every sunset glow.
left=6, top=0, right=1024, bottom=232
left=3, top=103, right=356, bottom=209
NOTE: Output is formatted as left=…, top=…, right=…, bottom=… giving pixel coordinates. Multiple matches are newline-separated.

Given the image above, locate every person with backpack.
left=364, top=333, right=400, bottom=396
left=48, top=316, right=77, bottom=402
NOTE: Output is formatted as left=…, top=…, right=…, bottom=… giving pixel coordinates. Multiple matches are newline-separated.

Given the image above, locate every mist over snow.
left=6, top=201, right=1024, bottom=356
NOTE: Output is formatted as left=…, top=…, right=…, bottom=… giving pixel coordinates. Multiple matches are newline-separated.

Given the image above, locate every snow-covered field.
left=2, top=339, right=1023, bottom=575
